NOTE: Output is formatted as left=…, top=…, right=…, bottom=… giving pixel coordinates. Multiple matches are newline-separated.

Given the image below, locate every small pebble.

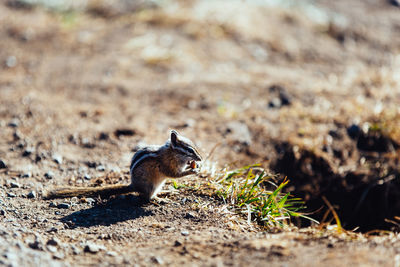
left=268, top=97, right=282, bottom=108
left=28, top=240, right=43, bottom=250
left=49, top=202, right=57, bottom=208
left=27, top=191, right=36, bottom=198
left=5, top=56, right=17, bottom=68
left=151, top=256, right=164, bottom=265
left=226, top=121, right=252, bottom=145
left=57, top=203, right=70, bottom=209
left=86, top=161, right=97, bottom=168
left=7, top=192, right=16, bottom=198
left=52, top=154, right=63, bottom=164
left=98, top=132, right=109, bottom=140
left=71, top=244, right=81, bottom=255
left=96, top=165, right=105, bottom=171
left=45, top=171, right=55, bottom=179
left=174, top=240, right=182, bottom=247
left=106, top=251, right=117, bottom=257
left=46, top=227, right=58, bottom=233
left=0, top=209, right=6, bottom=216
left=8, top=119, right=19, bottom=128
left=185, top=212, right=196, bottom=219
left=21, top=172, right=31, bottom=178
left=347, top=124, right=361, bottom=139
left=84, top=243, right=104, bottom=253
left=53, top=252, right=65, bottom=260
left=181, top=230, right=189, bottom=236
left=47, top=237, right=60, bottom=246
left=13, top=130, right=22, bottom=140
left=9, top=182, right=20, bottom=188
left=0, top=160, right=7, bottom=169
left=22, top=148, right=34, bottom=157
left=84, top=174, right=91, bottom=180
left=47, top=245, right=57, bottom=253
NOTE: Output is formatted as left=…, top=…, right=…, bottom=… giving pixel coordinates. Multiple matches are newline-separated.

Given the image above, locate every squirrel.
left=43, top=130, right=202, bottom=201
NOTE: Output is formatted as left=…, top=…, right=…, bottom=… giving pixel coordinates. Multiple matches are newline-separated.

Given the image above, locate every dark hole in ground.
left=272, top=129, right=400, bottom=232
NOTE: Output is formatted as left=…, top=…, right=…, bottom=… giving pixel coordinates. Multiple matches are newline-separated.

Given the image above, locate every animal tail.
left=42, top=184, right=134, bottom=199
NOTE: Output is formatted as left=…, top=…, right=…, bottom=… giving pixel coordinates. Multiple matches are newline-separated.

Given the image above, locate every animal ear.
left=170, top=130, right=179, bottom=146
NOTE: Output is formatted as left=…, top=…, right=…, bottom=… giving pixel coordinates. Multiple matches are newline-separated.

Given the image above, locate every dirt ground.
left=1, top=0, right=400, bottom=266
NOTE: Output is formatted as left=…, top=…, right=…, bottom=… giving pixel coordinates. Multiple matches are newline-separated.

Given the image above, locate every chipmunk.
left=43, top=130, right=202, bottom=201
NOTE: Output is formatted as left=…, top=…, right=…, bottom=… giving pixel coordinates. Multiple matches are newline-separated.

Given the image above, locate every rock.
left=8, top=118, right=19, bottom=128
left=46, top=238, right=59, bottom=247
left=226, top=121, right=252, bottom=145
left=0, top=160, right=7, bottom=169
left=49, top=202, right=57, bottom=208
left=57, top=203, right=70, bottom=209
left=28, top=240, right=43, bottom=250
left=83, top=174, right=91, bottom=180
left=174, top=240, right=182, bottom=247
left=47, top=245, right=57, bottom=253
left=52, top=154, right=63, bottom=164
left=96, top=165, right=105, bottom=171
left=27, top=191, right=36, bottom=198
left=181, top=230, right=189, bottom=236
left=9, top=182, right=20, bottom=188
left=21, top=172, right=31, bottom=178
left=46, top=227, right=58, bottom=233
left=71, top=244, right=81, bottom=255
left=268, top=97, right=282, bottom=108
left=110, top=166, right=120, bottom=173
left=114, top=128, right=136, bottom=138
left=0, top=209, right=6, bottom=216
left=184, top=212, right=196, bottom=219
left=85, top=161, right=97, bottom=168
left=106, top=251, right=117, bottom=257
left=151, top=256, right=164, bottom=265
left=5, top=56, right=17, bottom=68
left=53, top=252, right=65, bottom=260
left=81, top=138, right=95, bottom=148
left=347, top=124, right=361, bottom=139
left=268, top=85, right=292, bottom=107
left=7, top=192, right=16, bottom=198
left=22, top=147, right=34, bottom=157
left=45, top=171, right=55, bottom=179
left=98, top=132, right=109, bottom=140
left=84, top=243, right=105, bottom=253
left=278, top=91, right=291, bottom=106
left=13, top=130, right=22, bottom=141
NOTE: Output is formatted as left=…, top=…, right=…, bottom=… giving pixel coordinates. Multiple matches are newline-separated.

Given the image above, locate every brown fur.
left=43, top=130, right=201, bottom=201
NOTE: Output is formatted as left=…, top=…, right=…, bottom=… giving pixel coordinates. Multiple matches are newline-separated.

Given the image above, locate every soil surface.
left=1, top=0, right=400, bottom=266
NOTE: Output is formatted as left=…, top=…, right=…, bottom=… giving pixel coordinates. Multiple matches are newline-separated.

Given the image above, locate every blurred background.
left=1, top=0, right=400, bottom=231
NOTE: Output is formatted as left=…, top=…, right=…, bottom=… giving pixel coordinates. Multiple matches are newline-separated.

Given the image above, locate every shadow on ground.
left=60, top=196, right=153, bottom=228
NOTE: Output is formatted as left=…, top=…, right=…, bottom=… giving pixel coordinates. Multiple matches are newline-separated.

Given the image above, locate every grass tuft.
left=211, top=164, right=318, bottom=228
